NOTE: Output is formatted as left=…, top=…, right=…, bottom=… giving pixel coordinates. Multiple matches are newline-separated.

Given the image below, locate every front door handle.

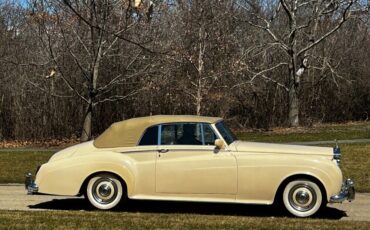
left=158, top=149, right=169, bottom=153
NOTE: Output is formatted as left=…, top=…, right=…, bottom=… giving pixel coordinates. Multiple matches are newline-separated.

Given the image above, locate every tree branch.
left=23, top=78, right=73, bottom=98
left=298, top=0, right=354, bottom=56
left=61, top=0, right=156, bottom=54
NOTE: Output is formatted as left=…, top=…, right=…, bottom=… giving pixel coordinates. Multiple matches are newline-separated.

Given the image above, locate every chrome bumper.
left=330, top=178, right=355, bottom=203
left=25, top=172, right=39, bottom=195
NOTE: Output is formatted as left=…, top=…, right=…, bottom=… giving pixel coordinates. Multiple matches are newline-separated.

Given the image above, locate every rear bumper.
left=329, top=178, right=355, bottom=203
left=25, top=172, right=39, bottom=195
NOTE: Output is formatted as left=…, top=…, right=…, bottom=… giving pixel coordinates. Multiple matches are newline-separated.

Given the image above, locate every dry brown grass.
left=0, top=137, right=79, bottom=148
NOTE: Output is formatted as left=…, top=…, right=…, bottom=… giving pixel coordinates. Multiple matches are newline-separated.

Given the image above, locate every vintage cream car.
left=25, top=115, right=355, bottom=217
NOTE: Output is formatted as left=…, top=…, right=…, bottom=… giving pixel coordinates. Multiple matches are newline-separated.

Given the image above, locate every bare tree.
left=236, top=0, right=356, bottom=126
left=29, top=0, right=154, bottom=141
left=1, top=0, right=370, bottom=141
left=170, top=0, right=237, bottom=115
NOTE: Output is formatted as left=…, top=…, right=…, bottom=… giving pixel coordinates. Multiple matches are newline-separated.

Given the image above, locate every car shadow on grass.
left=28, top=198, right=347, bottom=219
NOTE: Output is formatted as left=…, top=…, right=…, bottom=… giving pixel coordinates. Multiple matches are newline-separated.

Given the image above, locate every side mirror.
left=214, top=139, right=225, bottom=150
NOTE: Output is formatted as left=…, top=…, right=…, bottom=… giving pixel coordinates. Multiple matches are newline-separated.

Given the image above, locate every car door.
left=155, top=123, right=237, bottom=195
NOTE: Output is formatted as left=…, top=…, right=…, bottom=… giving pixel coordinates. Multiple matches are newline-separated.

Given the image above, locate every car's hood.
left=48, top=141, right=96, bottom=162
left=232, top=141, right=333, bottom=156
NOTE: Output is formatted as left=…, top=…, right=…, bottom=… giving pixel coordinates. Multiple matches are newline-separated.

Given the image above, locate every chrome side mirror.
left=214, top=139, right=225, bottom=150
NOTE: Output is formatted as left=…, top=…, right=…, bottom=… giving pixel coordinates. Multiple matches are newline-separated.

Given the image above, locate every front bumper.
left=25, top=172, right=39, bottom=195
left=329, top=178, right=355, bottom=203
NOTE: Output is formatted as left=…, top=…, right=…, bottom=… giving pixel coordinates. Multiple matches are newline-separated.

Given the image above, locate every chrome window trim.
left=200, top=123, right=205, bottom=145
left=211, top=123, right=230, bottom=150
left=120, top=149, right=159, bottom=154
left=213, top=121, right=237, bottom=147
left=202, top=123, right=221, bottom=145
left=157, top=124, right=162, bottom=145
left=120, top=148, right=218, bottom=154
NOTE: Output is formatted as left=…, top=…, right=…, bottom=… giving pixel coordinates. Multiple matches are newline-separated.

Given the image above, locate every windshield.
left=215, top=121, right=237, bottom=145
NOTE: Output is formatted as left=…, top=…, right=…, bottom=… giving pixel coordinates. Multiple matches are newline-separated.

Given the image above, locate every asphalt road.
left=0, top=184, right=369, bottom=221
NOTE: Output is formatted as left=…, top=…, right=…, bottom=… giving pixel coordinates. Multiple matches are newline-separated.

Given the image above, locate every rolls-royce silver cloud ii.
left=25, top=115, right=355, bottom=217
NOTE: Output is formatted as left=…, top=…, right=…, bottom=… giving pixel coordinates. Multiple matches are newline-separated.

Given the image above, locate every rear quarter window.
left=138, top=126, right=158, bottom=145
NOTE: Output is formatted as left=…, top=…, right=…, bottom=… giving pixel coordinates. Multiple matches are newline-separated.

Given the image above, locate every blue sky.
left=12, top=0, right=28, bottom=8
left=20, top=0, right=28, bottom=7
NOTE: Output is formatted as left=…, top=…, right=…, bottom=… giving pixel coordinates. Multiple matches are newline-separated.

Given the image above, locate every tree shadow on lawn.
left=28, top=198, right=347, bottom=220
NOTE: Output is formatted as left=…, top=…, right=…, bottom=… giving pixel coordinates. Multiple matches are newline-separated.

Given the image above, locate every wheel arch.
left=273, top=174, right=328, bottom=205
left=79, top=171, right=128, bottom=196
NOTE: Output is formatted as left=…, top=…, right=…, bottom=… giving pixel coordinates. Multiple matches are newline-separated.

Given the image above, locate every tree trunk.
left=287, top=4, right=299, bottom=127
left=0, top=94, right=3, bottom=140
left=196, top=25, right=205, bottom=116
left=80, top=25, right=102, bottom=141
left=288, top=51, right=300, bottom=127
left=81, top=101, right=92, bottom=141
left=196, top=92, right=202, bottom=116
left=288, top=79, right=299, bottom=127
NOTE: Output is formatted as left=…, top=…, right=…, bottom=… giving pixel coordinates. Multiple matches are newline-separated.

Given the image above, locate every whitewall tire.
left=282, top=179, right=323, bottom=217
left=86, top=173, right=123, bottom=210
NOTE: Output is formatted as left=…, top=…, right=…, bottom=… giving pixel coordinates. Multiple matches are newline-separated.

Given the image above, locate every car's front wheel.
left=86, top=173, right=124, bottom=210
left=282, top=179, right=323, bottom=217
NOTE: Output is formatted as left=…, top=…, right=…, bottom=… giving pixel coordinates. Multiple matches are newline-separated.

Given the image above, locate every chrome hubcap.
left=98, top=185, right=112, bottom=197
left=296, top=191, right=310, bottom=204
left=289, top=184, right=316, bottom=212
left=92, top=178, right=118, bottom=204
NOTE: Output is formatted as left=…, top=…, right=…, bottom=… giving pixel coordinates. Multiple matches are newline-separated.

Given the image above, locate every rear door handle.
left=158, top=149, right=169, bottom=153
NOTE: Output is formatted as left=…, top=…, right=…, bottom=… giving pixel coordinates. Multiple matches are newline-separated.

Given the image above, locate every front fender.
left=274, top=161, right=343, bottom=202
left=236, top=154, right=342, bottom=203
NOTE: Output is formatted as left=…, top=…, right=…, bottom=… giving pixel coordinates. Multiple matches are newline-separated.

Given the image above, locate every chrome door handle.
left=158, top=149, right=169, bottom=153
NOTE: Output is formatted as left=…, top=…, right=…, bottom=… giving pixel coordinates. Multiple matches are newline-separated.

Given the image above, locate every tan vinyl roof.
left=93, top=115, right=223, bottom=148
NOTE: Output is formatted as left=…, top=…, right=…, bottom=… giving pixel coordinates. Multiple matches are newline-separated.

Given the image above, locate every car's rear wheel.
left=86, top=173, right=124, bottom=210
left=282, top=179, right=323, bottom=217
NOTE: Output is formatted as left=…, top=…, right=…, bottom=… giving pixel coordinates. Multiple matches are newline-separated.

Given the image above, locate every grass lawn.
left=0, top=151, right=53, bottom=183
left=237, top=121, right=370, bottom=143
left=0, top=210, right=369, bottom=230
left=340, top=144, right=370, bottom=192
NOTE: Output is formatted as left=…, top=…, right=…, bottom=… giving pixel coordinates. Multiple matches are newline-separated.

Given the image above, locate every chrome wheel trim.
left=92, top=178, right=117, bottom=205
left=86, top=174, right=123, bottom=210
left=283, top=180, right=323, bottom=217
left=288, top=184, right=316, bottom=212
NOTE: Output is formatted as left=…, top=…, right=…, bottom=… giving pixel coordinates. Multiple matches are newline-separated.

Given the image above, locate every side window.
left=138, top=126, right=158, bottom=146
left=161, top=124, right=176, bottom=145
left=203, top=124, right=217, bottom=145
left=161, top=123, right=203, bottom=145
left=215, top=121, right=237, bottom=145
